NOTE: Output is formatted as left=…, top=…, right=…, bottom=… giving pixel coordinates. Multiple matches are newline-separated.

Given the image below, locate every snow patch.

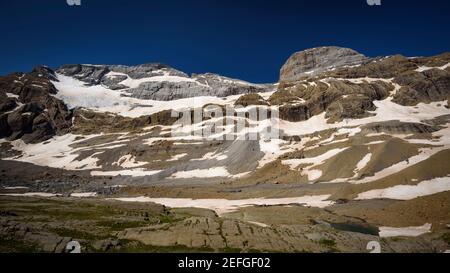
left=111, top=195, right=334, bottom=216
left=280, top=99, right=450, bottom=137
left=415, top=62, right=450, bottom=72
left=167, top=153, right=189, bottom=162
left=91, top=169, right=162, bottom=177
left=355, top=153, right=372, bottom=172
left=379, top=223, right=432, bottom=238
left=6, top=134, right=103, bottom=170
left=192, top=151, right=228, bottom=161
left=170, top=167, right=230, bottom=179
left=2, top=186, right=29, bottom=190
left=356, top=177, right=450, bottom=200
left=52, top=73, right=273, bottom=118
left=70, top=192, right=98, bottom=198
left=307, top=170, right=323, bottom=181
left=0, top=192, right=60, bottom=197
left=6, top=93, right=19, bottom=99
left=283, top=148, right=348, bottom=170
left=113, top=155, right=147, bottom=168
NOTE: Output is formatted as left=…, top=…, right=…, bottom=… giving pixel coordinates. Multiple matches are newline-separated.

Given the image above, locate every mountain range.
left=0, top=46, right=449, bottom=253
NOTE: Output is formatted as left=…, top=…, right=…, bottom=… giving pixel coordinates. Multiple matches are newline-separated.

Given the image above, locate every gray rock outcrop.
left=126, top=73, right=273, bottom=101
left=57, top=64, right=275, bottom=101
left=57, top=63, right=187, bottom=87
left=280, top=46, right=368, bottom=82
left=273, top=79, right=393, bottom=123
left=0, top=66, right=72, bottom=143
left=393, top=69, right=450, bottom=106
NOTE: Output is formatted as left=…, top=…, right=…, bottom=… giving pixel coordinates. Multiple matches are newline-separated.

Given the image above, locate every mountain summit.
left=280, top=46, right=369, bottom=82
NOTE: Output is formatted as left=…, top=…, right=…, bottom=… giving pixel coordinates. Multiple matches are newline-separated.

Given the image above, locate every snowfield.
left=91, top=169, right=162, bottom=177
left=111, top=195, right=334, bottom=215
left=51, top=73, right=274, bottom=118
left=6, top=134, right=103, bottom=170
left=0, top=192, right=60, bottom=197
left=355, top=153, right=372, bottom=173
left=280, top=98, right=450, bottom=137
left=356, top=177, right=450, bottom=200
left=70, top=192, right=98, bottom=198
left=379, top=223, right=432, bottom=238
left=169, top=167, right=231, bottom=179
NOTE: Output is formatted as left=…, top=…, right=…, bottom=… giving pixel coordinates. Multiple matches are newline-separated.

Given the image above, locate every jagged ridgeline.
left=1, top=47, right=449, bottom=144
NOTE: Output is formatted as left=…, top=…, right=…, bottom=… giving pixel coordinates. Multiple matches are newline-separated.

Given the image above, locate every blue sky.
left=0, top=0, right=449, bottom=82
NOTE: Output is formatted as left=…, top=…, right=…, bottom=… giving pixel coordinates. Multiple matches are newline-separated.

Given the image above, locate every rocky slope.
left=58, top=64, right=274, bottom=101
left=276, top=51, right=450, bottom=123
left=0, top=66, right=72, bottom=143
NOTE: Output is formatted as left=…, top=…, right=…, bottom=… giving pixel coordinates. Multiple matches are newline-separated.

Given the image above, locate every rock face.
left=361, top=121, right=441, bottom=135
left=234, top=93, right=269, bottom=107
left=280, top=46, right=368, bottom=82
left=124, top=73, right=274, bottom=101
left=393, top=69, right=450, bottom=106
left=0, top=66, right=72, bottom=143
left=275, top=49, right=450, bottom=123
left=71, top=108, right=179, bottom=135
left=58, top=64, right=110, bottom=85
left=57, top=64, right=274, bottom=101
left=327, top=55, right=418, bottom=79
left=273, top=80, right=393, bottom=123
left=58, top=63, right=187, bottom=87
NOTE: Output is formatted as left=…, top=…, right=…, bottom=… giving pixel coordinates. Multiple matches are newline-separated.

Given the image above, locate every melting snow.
left=365, top=141, right=385, bottom=145
left=351, top=147, right=448, bottom=184
left=247, top=221, right=270, bottom=228
left=307, top=170, right=323, bottom=181
left=113, top=154, right=147, bottom=168
left=170, top=167, right=230, bottom=179
left=355, top=153, right=372, bottom=172
left=70, top=192, right=98, bottom=198
left=356, top=177, right=450, bottom=200
left=283, top=148, right=348, bottom=170
left=111, top=195, right=334, bottom=216
left=192, top=151, right=228, bottom=161
left=379, top=223, right=432, bottom=238
left=282, top=148, right=348, bottom=181
left=6, top=134, right=103, bottom=170
left=167, top=153, right=189, bottom=162
left=6, top=93, right=19, bottom=99
left=2, top=186, right=29, bottom=190
left=415, top=62, right=450, bottom=72
left=0, top=192, right=60, bottom=197
left=280, top=99, right=450, bottom=136
left=119, top=74, right=207, bottom=89
left=91, top=169, right=162, bottom=177
left=336, top=127, right=361, bottom=137
left=52, top=73, right=272, bottom=118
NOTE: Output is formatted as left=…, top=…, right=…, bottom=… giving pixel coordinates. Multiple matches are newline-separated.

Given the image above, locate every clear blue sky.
left=0, top=0, right=449, bottom=83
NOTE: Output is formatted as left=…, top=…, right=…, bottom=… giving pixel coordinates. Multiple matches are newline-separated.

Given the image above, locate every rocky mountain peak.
left=0, top=66, right=72, bottom=143
left=280, top=46, right=369, bottom=83
left=31, top=65, right=57, bottom=81
left=55, top=63, right=274, bottom=101
left=57, top=63, right=188, bottom=86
